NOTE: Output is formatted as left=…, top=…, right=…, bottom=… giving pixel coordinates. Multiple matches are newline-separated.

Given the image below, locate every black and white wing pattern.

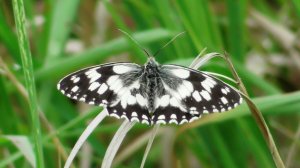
left=58, top=61, right=243, bottom=125
left=151, top=64, right=243, bottom=125
left=57, top=63, right=150, bottom=124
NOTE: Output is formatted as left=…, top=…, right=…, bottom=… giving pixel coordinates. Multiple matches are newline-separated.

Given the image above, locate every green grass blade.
left=173, top=0, right=203, bottom=51
left=226, top=0, right=247, bottom=62
left=292, top=0, right=300, bottom=18
left=209, top=126, right=238, bottom=168
left=12, top=0, right=44, bottom=167
left=0, top=11, right=21, bottom=63
left=0, top=78, right=19, bottom=133
left=44, top=0, right=80, bottom=61
left=103, top=0, right=146, bottom=62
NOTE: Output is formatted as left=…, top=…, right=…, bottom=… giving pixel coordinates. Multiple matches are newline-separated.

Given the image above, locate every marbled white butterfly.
left=57, top=55, right=242, bottom=125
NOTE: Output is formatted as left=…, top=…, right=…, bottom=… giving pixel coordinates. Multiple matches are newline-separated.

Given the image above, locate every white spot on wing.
left=192, top=91, right=202, bottom=102
left=73, top=77, right=80, bottom=83
left=89, top=73, right=101, bottom=83
left=121, top=91, right=130, bottom=109
left=221, top=97, right=228, bottom=104
left=170, top=97, right=179, bottom=107
left=131, top=112, right=138, bottom=117
left=200, top=90, right=211, bottom=101
left=71, top=86, right=79, bottom=92
left=157, top=120, right=166, bottom=124
left=158, top=115, right=165, bottom=120
left=131, top=81, right=140, bottom=89
left=109, top=78, right=123, bottom=92
left=177, top=84, right=190, bottom=98
left=225, top=87, right=230, bottom=92
left=110, top=113, right=120, bottom=119
left=159, top=95, right=170, bottom=107
left=107, top=75, right=119, bottom=86
left=180, top=119, right=188, bottom=124
left=131, top=117, right=139, bottom=122
left=142, top=120, right=150, bottom=125
left=127, top=95, right=137, bottom=105
left=85, top=68, right=101, bottom=83
left=88, top=82, right=100, bottom=91
left=169, top=119, right=178, bottom=124
left=136, top=94, right=146, bottom=107
left=182, top=80, right=193, bottom=92
left=170, top=114, right=177, bottom=119
left=113, top=65, right=133, bottom=74
left=201, top=80, right=212, bottom=93
left=142, top=115, right=148, bottom=120
left=170, top=68, right=190, bottom=79
left=189, top=117, right=198, bottom=123
left=221, top=88, right=228, bottom=95
left=97, top=83, right=108, bottom=94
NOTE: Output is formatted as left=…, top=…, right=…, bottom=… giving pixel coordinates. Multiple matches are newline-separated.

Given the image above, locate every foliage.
left=1, top=0, right=300, bottom=167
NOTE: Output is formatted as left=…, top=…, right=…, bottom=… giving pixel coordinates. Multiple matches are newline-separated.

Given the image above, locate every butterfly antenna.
left=117, top=29, right=151, bottom=58
left=153, top=31, right=186, bottom=57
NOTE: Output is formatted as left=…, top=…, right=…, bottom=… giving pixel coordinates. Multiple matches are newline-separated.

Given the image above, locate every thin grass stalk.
left=101, top=121, right=136, bottom=168
left=285, top=122, right=300, bottom=167
left=223, top=53, right=285, bottom=168
left=113, top=127, right=165, bottom=166
left=140, top=124, right=160, bottom=168
left=64, top=109, right=108, bottom=168
left=12, top=0, right=44, bottom=167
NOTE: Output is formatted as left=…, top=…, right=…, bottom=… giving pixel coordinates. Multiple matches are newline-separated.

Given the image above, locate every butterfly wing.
left=57, top=63, right=151, bottom=124
left=152, top=64, right=243, bottom=125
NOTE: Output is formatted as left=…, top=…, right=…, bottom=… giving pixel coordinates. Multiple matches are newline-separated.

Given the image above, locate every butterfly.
left=57, top=55, right=243, bottom=125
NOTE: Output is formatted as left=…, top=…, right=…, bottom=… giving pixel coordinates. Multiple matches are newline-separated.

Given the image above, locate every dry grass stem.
left=285, top=122, right=300, bottom=167
left=101, top=120, right=135, bottom=168
left=113, top=127, right=164, bottom=166
left=64, top=109, right=108, bottom=168
left=223, top=53, right=285, bottom=168
left=140, top=124, right=160, bottom=168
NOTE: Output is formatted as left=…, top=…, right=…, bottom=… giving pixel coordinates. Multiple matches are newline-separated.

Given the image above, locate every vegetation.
left=1, top=0, right=300, bottom=167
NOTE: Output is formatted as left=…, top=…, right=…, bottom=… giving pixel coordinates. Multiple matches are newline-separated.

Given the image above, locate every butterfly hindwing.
left=151, top=64, right=242, bottom=125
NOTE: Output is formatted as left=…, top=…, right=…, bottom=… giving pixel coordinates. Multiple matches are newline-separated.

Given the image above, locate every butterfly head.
left=143, top=57, right=160, bottom=76
left=146, top=56, right=159, bottom=66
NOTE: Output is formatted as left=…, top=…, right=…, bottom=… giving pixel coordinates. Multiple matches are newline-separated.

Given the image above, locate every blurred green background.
left=1, top=0, right=300, bottom=167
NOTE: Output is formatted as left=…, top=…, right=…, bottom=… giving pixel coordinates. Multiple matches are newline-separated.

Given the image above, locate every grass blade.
left=226, top=0, right=247, bottom=62
left=44, top=0, right=81, bottom=61
left=140, top=124, right=160, bottom=168
left=102, top=121, right=135, bottom=168
left=223, top=53, right=285, bottom=168
left=12, top=0, right=44, bottom=167
left=4, top=135, right=36, bottom=167
left=64, top=109, right=108, bottom=168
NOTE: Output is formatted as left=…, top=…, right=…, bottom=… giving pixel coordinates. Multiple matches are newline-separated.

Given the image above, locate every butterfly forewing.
left=151, top=65, right=243, bottom=125
left=57, top=63, right=154, bottom=124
